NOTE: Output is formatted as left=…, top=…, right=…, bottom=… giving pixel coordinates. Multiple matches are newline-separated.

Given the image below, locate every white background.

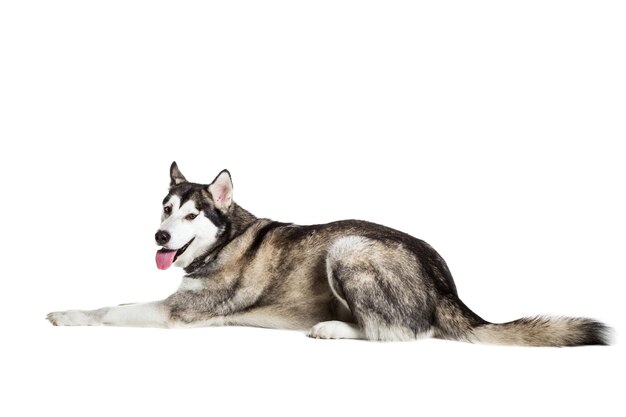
left=1, top=1, right=624, bottom=416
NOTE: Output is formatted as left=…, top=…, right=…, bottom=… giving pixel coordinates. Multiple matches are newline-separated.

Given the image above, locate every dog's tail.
left=434, top=295, right=611, bottom=347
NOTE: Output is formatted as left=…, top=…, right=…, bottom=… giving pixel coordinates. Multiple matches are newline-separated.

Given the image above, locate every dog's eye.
left=163, top=206, right=172, bottom=215
left=185, top=213, right=197, bottom=221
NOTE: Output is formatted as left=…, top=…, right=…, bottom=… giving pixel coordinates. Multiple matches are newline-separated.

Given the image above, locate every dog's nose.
left=155, top=230, right=170, bottom=245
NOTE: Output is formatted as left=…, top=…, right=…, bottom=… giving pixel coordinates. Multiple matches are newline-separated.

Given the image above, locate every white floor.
left=2, top=316, right=621, bottom=417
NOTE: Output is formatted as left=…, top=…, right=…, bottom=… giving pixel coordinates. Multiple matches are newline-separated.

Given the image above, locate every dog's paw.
left=46, top=310, right=95, bottom=326
left=307, top=321, right=364, bottom=340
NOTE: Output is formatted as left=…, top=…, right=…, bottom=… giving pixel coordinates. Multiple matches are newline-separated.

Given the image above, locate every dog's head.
left=155, top=162, right=233, bottom=270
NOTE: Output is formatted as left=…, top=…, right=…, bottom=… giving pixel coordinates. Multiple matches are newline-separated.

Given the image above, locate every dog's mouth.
left=155, top=238, right=195, bottom=270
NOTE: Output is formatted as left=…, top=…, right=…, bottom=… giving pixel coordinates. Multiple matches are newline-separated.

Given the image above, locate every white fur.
left=48, top=302, right=229, bottom=329
left=159, top=195, right=220, bottom=268
left=177, top=277, right=207, bottom=291
left=47, top=301, right=171, bottom=328
left=48, top=301, right=303, bottom=330
left=46, top=310, right=98, bottom=326
left=326, top=236, right=371, bottom=310
left=328, top=236, right=371, bottom=259
left=362, top=325, right=433, bottom=341
left=99, top=302, right=171, bottom=327
left=308, top=321, right=364, bottom=339
left=170, top=316, right=227, bottom=329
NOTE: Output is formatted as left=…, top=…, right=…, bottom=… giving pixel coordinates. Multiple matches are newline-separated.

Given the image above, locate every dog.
left=47, top=162, right=610, bottom=346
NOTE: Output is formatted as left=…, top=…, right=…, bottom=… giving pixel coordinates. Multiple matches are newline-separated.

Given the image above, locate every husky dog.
left=47, top=163, right=610, bottom=346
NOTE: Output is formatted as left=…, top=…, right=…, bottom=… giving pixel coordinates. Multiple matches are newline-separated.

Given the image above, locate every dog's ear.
left=170, top=161, right=187, bottom=186
left=208, top=169, right=233, bottom=210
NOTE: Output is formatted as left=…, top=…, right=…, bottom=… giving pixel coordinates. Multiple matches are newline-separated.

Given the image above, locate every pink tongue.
left=156, top=249, right=177, bottom=270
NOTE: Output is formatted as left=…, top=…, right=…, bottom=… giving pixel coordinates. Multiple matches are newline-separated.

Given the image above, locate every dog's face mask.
left=154, top=162, right=233, bottom=270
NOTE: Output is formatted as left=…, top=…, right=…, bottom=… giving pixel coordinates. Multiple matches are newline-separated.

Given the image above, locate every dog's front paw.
left=47, top=310, right=96, bottom=326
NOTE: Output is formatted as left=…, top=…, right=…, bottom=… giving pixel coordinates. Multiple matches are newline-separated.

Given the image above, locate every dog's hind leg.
left=321, top=236, right=436, bottom=341
left=47, top=301, right=172, bottom=328
left=306, top=245, right=365, bottom=340
left=307, top=320, right=364, bottom=339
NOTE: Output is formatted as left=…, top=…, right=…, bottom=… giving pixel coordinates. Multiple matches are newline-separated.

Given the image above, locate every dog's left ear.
left=208, top=169, right=233, bottom=210
left=170, top=161, right=187, bottom=187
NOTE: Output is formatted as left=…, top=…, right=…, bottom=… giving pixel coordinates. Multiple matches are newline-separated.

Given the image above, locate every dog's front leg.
left=47, top=301, right=172, bottom=328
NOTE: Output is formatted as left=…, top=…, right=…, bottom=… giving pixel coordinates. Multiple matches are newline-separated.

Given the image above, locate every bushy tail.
left=470, top=315, right=610, bottom=346
left=434, top=295, right=611, bottom=347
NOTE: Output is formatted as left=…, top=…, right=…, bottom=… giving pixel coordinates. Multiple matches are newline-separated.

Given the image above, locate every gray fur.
left=47, top=163, right=611, bottom=347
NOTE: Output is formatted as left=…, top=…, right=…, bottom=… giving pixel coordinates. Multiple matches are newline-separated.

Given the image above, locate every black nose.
left=155, top=230, right=170, bottom=245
